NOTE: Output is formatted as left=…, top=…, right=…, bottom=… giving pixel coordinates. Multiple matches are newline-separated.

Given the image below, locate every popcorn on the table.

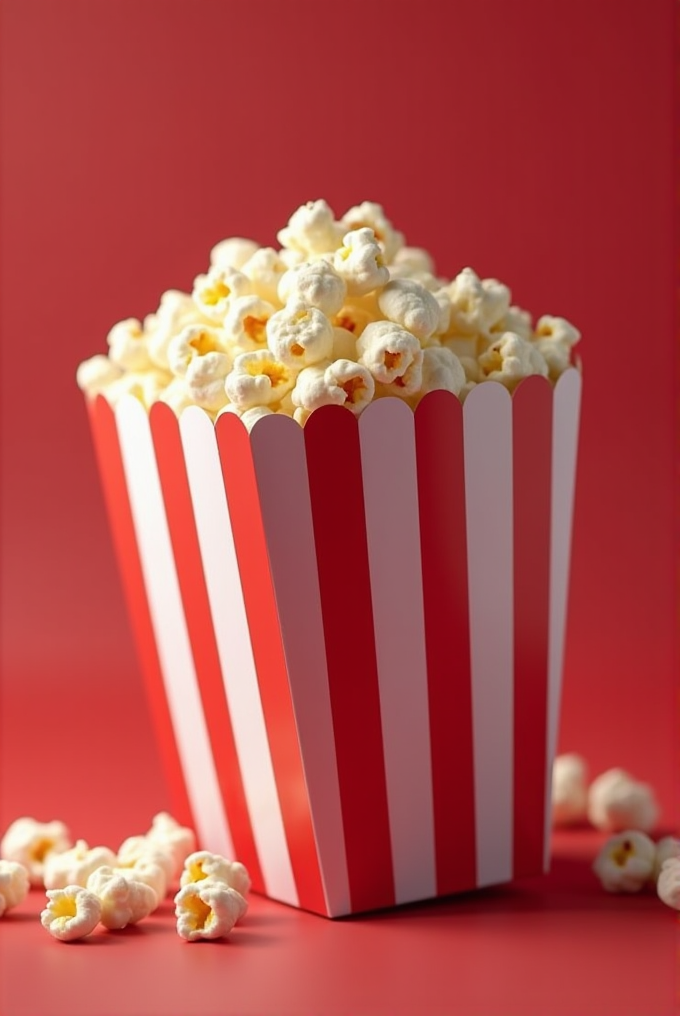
left=86, top=866, right=158, bottom=929
left=0, top=861, right=30, bottom=916
left=43, top=840, right=118, bottom=890
left=0, top=817, right=72, bottom=887
left=180, top=850, right=251, bottom=896
left=587, top=768, right=659, bottom=833
left=40, top=885, right=102, bottom=942
left=657, top=857, right=680, bottom=910
left=174, top=880, right=248, bottom=941
left=551, top=753, right=588, bottom=826
left=77, top=199, right=580, bottom=424
left=592, top=830, right=656, bottom=893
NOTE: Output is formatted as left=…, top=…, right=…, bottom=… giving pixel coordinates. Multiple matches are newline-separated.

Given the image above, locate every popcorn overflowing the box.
left=78, top=199, right=583, bottom=917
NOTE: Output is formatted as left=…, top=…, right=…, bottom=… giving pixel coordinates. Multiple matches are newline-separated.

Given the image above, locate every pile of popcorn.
left=77, top=200, right=580, bottom=429
left=551, top=754, right=680, bottom=900
left=0, top=813, right=249, bottom=942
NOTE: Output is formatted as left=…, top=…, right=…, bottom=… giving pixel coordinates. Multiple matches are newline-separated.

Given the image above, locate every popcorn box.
left=87, top=369, right=581, bottom=917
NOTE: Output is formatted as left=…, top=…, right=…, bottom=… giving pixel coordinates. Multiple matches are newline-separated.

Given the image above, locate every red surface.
left=0, top=0, right=677, bottom=1011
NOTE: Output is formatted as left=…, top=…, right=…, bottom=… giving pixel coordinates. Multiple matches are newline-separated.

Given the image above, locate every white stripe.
left=115, top=397, right=233, bottom=857
left=359, top=399, right=436, bottom=905
left=251, top=415, right=350, bottom=917
left=463, top=382, right=514, bottom=887
left=544, top=369, right=582, bottom=869
left=179, top=408, right=298, bottom=906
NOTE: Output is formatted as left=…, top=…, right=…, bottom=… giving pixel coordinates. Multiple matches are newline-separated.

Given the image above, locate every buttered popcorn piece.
left=223, top=295, right=278, bottom=352
left=657, top=857, right=680, bottom=910
left=592, top=830, right=656, bottom=893
left=148, top=289, right=210, bottom=370
left=653, top=837, right=680, bottom=881
left=76, top=355, right=124, bottom=396
left=1, top=817, right=72, bottom=887
left=87, top=867, right=158, bottom=928
left=210, top=236, right=260, bottom=271
left=291, top=359, right=375, bottom=417
left=277, top=199, right=344, bottom=256
left=532, top=315, right=581, bottom=380
left=0, top=861, right=30, bottom=916
left=587, top=768, right=660, bottom=833
left=332, top=302, right=374, bottom=339
left=266, top=299, right=334, bottom=368
left=551, top=753, right=589, bottom=826
left=239, top=247, right=289, bottom=306
left=446, top=267, right=511, bottom=337
left=43, top=840, right=118, bottom=891
left=180, top=851, right=251, bottom=896
left=341, top=201, right=404, bottom=262
left=377, top=278, right=441, bottom=341
left=278, top=259, right=347, bottom=317
left=175, top=880, right=248, bottom=942
left=41, top=886, right=102, bottom=942
left=146, top=813, right=196, bottom=879
left=106, top=317, right=154, bottom=372
left=357, top=320, right=424, bottom=395
left=478, top=331, right=548, bottom=390
left=168, top=324, right=230, bottom=378
left=390, top=245, right=435, bottom=275
left=417, top=346, right=466, bottom=398
left=192, top=266, right=253, bottom=323
left=491, top=305, right=533, bottom=342
left=333, top=228, right=390, bottom=297
left=225, top=350, right=296, bottom=410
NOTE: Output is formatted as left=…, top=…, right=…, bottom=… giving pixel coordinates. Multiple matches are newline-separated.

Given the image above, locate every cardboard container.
left=87, top=369, right=581, bottom=917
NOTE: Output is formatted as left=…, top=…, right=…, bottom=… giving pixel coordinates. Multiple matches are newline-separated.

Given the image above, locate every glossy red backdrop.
left=1, top=0, right=676, bottom=848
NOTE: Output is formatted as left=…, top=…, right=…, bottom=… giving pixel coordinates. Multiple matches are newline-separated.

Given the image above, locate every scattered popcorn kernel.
left=87, top=867, right=158, bottom=928
left=417, top=346, right=466, bottom=398
left=333, top=228, right=390, bottom=297
left=146, top=813, right=196, bottom=880
left=174, top=880, right=247, bottom=942
left=240, top=248, right=289, bottom=306
left=277, top=199, right=344, bottom=256
left=1, top=818, right=72, bottom=887
left=341, top=201, right=404, bottom=262
left=118, top=835, right=175, bottom=884
left=357, top=320, right=424, bottom=394
left=593, top=830, right=656, bottom=893
left=551, top=753, right=589, bottom=826
left=41, top=885, right=102, bottom=942
left=192, top=266, right=252, bottom=323
left=657, top=857, right=680, bottom=910
left=43, top=840, right=118, bottom=890
left=278, top=259, right=347, bottom=317
left=225, top=350, right=296, bottom=410
left=653, top=837, right=680, bottom=881
left=588, top=769, right=660, bottom=833
left=112, top=859, right=167, bottom=903
left=180, top=851, right=251, bottom=896
left=377, top=278, right=441, bottom=341
left=210, top=236, right=260, bottom=271
left=76, top=355, right=124, bottom=396
left=446, top=267, right=511, bottom=337
left=292, top=359, right=375, bottom=417
left=0, top=860, right=29, bottom=916
left=478, top=331, right=548, bottom=390
left=107, top=317, right=154, bottom=372
left=223, top=295, right=278, bottom=352
left=266, top=299, right=334, bottom=368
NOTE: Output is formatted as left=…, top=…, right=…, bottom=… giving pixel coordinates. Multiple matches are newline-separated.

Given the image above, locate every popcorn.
left=278, top=260, right=347, bottom=317
left=223, top=295, right=278, bottom=352
left=332, top=303, right=374, bottom=339
left=192, top=266, right=252, bottom=323
left=210, top=236, right=260, bottom=271
left=333, top=228, right=390, bottom=296
left=86, top=867, right=158, bottom=929
left=100, top=369, right=174, bottom=410
left=106, top=317, right=155, bottom=372
left=491, top=305, right=533, bottom=342
left=223, top=405, right=276, bottom=431
left=587, top=769, right=660, bottom=833
left=240, top=248, right=289, bottom=306
left=117, top=835, right=175, bottom=883
left=145, top=813, right=196, bottom=880
left=225, top=350, right=296, bottom=410
left=277, top=199, right=344, bottom=256
left=40, top=886, right=102, bottom=942
left=1, top=817, right=72, bottom=886
left=377, top=279, right=441, bottom=341
left=180, top=851, right=251, bottom=896
left=76, top=354, right=123, bottom=396
left=446, top=267, right=511, bottom=337
left=43, top=840, right=118, bottom=890
left=592, top=830, right=656, bottom=893
left=357, top=320, right=424, bottom=394
left=266, top=300, right=334, bottom=368
left=331, top=326, right=359, bottom=362
left=291, top=359, right=375, bottom=417
left=532, top=315, right=581, bottom=380
left=390, top=245, right=435, bottom=275
left=340, top=201, right=404, bottom=262
left=157, top=376, right=198, bottom=418
left=417, top=346, right=466, bottom=398
left=167, top=324, right=230, bottom=378
left=657, top=857, right=680, bottom=910
left=551, top=753, right=589, bottom=826
left=148, top=290, right=209, bottom=370
left=0, top=861, right=30, bottom=916
left=653, top=836, right=680, bottom=881
left=174, top=880, right=247, bottom=942
left=478, top=331, right=549, bottom=390
left=111, top=859, right=167, bottom=903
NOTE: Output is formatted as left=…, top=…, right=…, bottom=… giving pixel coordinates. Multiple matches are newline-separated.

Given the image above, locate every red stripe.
left=148, top=405, right=264, bottom=888
left=303, top=406, right=395, bottom=913
left=215, top=412, right=326, bottom=915
left=415, top=391, right=477, bottom=895
left=512, top=377, right=553, bottom=878
left=86, top=396, right=194, bottom=829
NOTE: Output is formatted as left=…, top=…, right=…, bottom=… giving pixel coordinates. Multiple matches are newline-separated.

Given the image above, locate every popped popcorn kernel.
left=551, top=753, right=589, bottom=826
left=210, top=236, right=260, bottom=271
left=225, top=350, right=296, bottom=410
left=117, top=835, right=175, bottom=884
left=40, top=885, right=102, bottom=942
left=657, top=857, right=680, bottom=910
left=107, top=317, right=154, bottom=372
left=1, top=817, right=72, bottom=887
left=446, top=267, right=510, bottom=338
left=331, top=303, right=374, bottom=339
left=377, top=278, right=441, bottom=341
left=333, top=227, right=390, bottom=297
left=491, top=305, right=533, bottom=342
left=111, top=859, right=167, bottom=903
left=340, top=201, right=404, bottom=262
left=592, top=830, right=656, bottom=893
left=240, top=247, right=289, bottom=306
left=357, top=320, right=424, bottom=394
left=278, top=259, right=347, bottom=317
left=174, top=880, right=247, bottom=941
left=87, top=867, right=158, bottom=929
left=0, top=861, right=29, bottom=916
left=390, top=245, right=435, bottom=275
left=266, top=299, right=334, bottom=368
left=277, top=199, right=344, bottom=256
left=478, top=331, right=548, bottom=390
left=223, top=294, right=278, bottom=352
left=416, top=345, right=466, bottom=399
left=587, top=768, right=660, bottom=833
left=43, top=839, right=118, bottom=890
left=180, top=851, right=251, bottom=896
left=291, top=359, right=375, bottom=417
left=532, top=315, right=581, bottom=380
left=76, top=355, right=124, bottom=396
left=192, top=266, right=252, bottom=323
left=653, top=836, right=680, bottom=881
left=146, top=813, right=196, bottom=880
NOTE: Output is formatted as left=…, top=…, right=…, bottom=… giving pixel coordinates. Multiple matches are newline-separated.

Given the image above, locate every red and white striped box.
left=86, top=369, right=581, bottom=917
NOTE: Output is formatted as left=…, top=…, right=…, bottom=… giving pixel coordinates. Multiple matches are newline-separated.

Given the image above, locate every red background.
left=0, top=2, right=677, bottom=1013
